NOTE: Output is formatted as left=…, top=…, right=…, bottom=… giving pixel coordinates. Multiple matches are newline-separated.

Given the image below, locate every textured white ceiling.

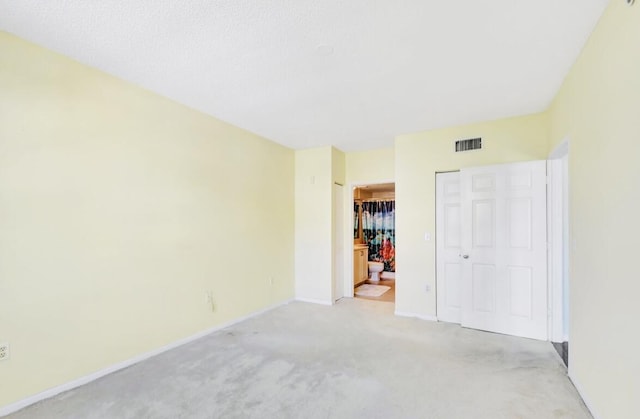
left=0, top=1, right=609, bottom=151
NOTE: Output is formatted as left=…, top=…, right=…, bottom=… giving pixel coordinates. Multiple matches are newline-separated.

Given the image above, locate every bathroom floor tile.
left=355, top=278, right=395, bottom=304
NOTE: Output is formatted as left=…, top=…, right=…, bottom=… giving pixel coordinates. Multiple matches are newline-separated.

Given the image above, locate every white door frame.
left=548, top=140, right=570, bottom=342
left=345, top=179, right=395, bottom=298
left=333, top=182, right=345, bottom=302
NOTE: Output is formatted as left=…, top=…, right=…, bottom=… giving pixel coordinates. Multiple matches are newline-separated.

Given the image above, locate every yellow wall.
left=294, top=147, right=333, bottom=303
left=332, top=147, right=346, bottom=186
left=394, top=113, right=549, bottom=317
left=345, top=148, right=394, bottom=185
left=331, top=148, right=346, bottom=299
left=548, top=2, right=640, bottom=417
left=294, top=147, right=347, bottom=303
left=3, top=0, right=639, bottom=415
left=0, top=32, right=295, bottom=407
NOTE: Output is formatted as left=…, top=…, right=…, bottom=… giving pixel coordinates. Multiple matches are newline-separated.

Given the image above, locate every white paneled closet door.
left=436, top=172, right=463, bottom=324
left=459, top=160, right=548, bottom=340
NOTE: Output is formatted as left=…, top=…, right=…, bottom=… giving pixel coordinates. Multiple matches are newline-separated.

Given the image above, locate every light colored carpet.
left=354, top=284, right=390, bottom=297
left=6, top=299, right=592, bottom=419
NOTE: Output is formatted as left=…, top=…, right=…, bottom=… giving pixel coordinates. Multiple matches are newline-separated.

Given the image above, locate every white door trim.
left=333, top=183, right=345, bottom=303
left=549, top=139, right=569, bottom=159
left=547, top=159, right=563, bottom=342
left=548, top=139, right=570, bottom=342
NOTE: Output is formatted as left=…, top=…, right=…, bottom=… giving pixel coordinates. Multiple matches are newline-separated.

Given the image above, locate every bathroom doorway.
left=352, top=182, right=396, bottom=305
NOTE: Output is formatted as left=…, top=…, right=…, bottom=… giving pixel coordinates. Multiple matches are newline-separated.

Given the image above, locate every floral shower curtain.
left=361, top=200, right=395, bottom=272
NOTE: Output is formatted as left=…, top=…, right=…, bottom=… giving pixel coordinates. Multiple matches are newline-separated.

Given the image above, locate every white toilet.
left=368, top=262, right=384, bottom=282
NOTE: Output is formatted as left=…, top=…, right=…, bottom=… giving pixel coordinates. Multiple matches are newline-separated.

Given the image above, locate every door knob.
left=462, top=254, right=469, bottom=259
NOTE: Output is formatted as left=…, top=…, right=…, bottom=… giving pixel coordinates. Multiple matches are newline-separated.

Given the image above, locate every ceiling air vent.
left=455, top=137, right=482, bottom=152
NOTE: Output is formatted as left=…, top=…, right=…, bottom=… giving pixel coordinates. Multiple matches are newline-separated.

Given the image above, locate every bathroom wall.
left=394, top=112, right=549, bottom=318
left=0, top=32, right=295, bottom=408
left=546, top=2, right=640, bottom=417
left=353, top=189, right=369, bottom=243
left=354, top=188, right=395, bottom=200
left=370, top=191, right=395, bottom=200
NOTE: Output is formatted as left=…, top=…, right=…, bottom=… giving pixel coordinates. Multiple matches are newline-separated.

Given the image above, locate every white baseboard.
left=295, top=297, right=333, bottom=306
left=0, top=298, right=294, bottom=418
left=568, top=368, right=600, bottom=419
left=394, top=310, right=438, bottom=322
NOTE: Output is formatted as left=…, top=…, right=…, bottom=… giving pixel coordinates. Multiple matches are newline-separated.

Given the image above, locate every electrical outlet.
left=0, top=343, right=9, bottom=361
left=425, top=284, right=431, bottom=293
left=269, top=277, right=274, bottom=286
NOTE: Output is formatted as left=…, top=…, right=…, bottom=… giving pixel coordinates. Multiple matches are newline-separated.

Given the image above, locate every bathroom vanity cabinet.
left=353, top=246, right=369, bottom=286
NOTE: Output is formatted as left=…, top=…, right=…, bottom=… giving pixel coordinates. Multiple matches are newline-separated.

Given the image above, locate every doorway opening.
left=352, top=182, right=395, bottom=306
